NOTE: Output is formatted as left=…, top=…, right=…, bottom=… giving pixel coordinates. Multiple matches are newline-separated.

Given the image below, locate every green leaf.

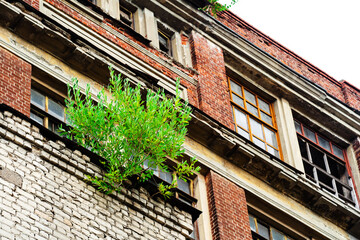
left=63, top=67, right=200, bottom=198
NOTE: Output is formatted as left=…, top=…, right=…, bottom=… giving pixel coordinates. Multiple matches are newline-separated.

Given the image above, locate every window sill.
left=139, top=175, right=202, bottom=222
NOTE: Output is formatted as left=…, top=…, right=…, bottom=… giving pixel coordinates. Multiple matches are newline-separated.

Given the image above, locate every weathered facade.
left=1, top=0, right=360, bottom=239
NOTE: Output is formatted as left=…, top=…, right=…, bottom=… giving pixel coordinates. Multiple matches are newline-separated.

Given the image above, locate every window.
left=158, top=30, right=172, bottom=56
left=120, top=6, right=133, bottom=28
left=249, top=215, right=294, bottom=240
left=30, top=88, right=66, bottom=134
left=143, top=159, right=194, bottom=205
left=295, top=120, right=355, bottom=204
left=229, top=78, right=280, bottom=158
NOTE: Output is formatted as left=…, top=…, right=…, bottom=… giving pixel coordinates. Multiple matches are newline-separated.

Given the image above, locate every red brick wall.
left=44, top=0, right=200, bottom=108
left=341, top=81, right=360, bottom=111
left=23, top=0, right=40, bottom=10
left=206, top=170, right=252, bottom=240
left=0, top=47, right=32, bottom=117
left=190, top=31, right=233, bottom=129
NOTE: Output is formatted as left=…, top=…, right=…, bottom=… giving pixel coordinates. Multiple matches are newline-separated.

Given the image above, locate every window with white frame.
left=295, top=120, right=356, bottom=205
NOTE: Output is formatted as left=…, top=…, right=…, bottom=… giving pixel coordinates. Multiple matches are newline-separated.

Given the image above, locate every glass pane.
left=159, top=170, right=173, bottom=184
left=53, top=123, right=61, bottom=135
left=328, top=157, right=346, bottom=179
left=249, top=215, right=256, bottom=231
left=48, top=118, right=56, bottom=132
left=258, top=98, right=270, bottom=113
left=250, top=118, right=264, bottom=139
left=303, top=126, right=316, bottom=142
left=177, top=178, right=191, bottom=194
left=264, top=127, right=277, bottom=148
left=298, top=138, right=308, bottom=160
left=120, top=8, right=132, bottom=22
left=261, top=112, right=273, bottom=126
left=31, top=89, right=45, bottom=110
left=332, top=145, right=344, bottom=160
left=318, top=171, right=334, bottom=190
left=30, top=112, right=44, bottom=125
left=258, top=222, right=270, bottom=239
left=244, top=89, right=256, bottom=105
left=271, top=228, right=285, bottom=240
left=232, top=94, right=244, bottom=108
left=237, top=127, right=250, bottom=140
left=48, top=99, right=64, bottom=120
left=253, top=137, right=266, bottom=150
left=304, top=161, right=315, bottom=180
left=143, top=159, right=156, bottom=171
left=230, top=80, right=242, bottom=96
left=247, top=103, right=259, bottom=116
left=294, top=121, right=302, bottom=133
left=158, top=33, right=168, bottom=47
left=267, top=145, right=280, bottom=158
left=318, top=135, right=331, bottom=151
left=310, top=146, right=326, bottom=169
left=234, top=108, right=248, bottom=130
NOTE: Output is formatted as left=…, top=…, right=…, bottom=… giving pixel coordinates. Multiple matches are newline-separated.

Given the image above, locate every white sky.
left=218, top=0, right=360, bottom=89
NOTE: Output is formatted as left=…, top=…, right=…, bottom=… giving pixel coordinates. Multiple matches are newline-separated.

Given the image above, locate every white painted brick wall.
left=0, top=111, right=193, bottom=240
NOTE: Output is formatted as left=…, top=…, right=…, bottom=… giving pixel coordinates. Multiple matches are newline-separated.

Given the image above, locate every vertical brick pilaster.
left=0, top=47, right=31, bottom=117
left=206, top=170, right=252, bottom=240
left=190, top=31, right=233, bottom=129
left=341, top=81, right=360, bottom=111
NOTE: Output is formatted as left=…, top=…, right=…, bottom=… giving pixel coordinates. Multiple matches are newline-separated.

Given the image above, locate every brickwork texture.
left=0, top=47, right=31, bottom=117
left=190, top=31, right=234, bottom=129
left=206, top=170, right=252, bottom=240
left=0, top=110, right=193, bottom=240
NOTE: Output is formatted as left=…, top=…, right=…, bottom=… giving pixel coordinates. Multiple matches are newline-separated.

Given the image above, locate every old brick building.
left=1, top=0, right=360, bottom=239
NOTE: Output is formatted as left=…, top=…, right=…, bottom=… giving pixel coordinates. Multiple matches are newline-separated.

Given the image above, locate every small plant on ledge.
left=203, top=0, right=239, bottom=17
left=61, top=67, right=200, bottom=199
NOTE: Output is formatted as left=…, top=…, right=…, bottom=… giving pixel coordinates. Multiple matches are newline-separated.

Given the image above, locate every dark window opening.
left=120, top=6, right=133, bottom=28
left=295, top=120, right=355, bottom=205
left=158, top=31, right=172, bottom=56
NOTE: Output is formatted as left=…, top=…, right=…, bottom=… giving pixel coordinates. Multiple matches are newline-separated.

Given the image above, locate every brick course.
left=206, top=170, right=252, bottom=240
left=0, top=110, right=193, bottom=239
left=23, top=0, right=40, bottom=10
left=0, top=47, right=31, bottom=117
left=341, top=81, right=360, bottom=111
left=44, top=0, right=200, bottom=108
left=190, top=32, right=234, bottom=129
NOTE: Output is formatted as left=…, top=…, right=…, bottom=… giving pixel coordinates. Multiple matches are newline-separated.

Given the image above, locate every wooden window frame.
left=295, top=120, right=357, bottom=205
left=30, top=79, right=67, bottom=133
left=120, top=6, right=134, bottom=28
left=228, top=77, right=281, bottom=159
left=158, top=30, right=172, bottom=56
left=250, top=214, right=294, bottom=240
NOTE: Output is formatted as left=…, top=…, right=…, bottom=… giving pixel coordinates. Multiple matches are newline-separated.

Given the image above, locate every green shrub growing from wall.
left=61, top=68, right=199, bottom=198
left=204, top=0, right=238, bottom=17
